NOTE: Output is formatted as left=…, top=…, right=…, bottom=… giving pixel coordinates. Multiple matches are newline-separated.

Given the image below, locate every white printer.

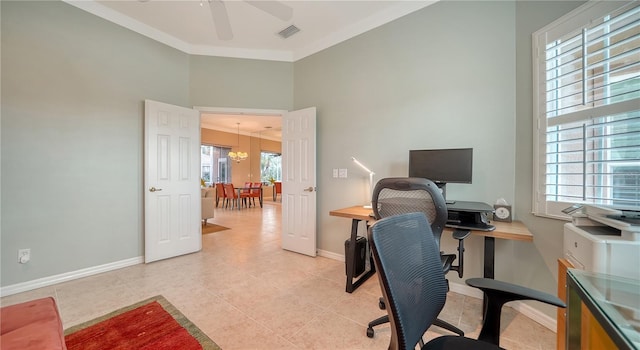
left=564, top=205, right=640, bottom=280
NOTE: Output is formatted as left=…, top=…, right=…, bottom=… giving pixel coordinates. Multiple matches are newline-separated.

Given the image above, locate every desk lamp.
left=351, top=157, right=375, bottom=209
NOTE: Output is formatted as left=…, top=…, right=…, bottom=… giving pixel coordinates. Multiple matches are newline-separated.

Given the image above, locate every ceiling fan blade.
left=209, top=0, right=233, bottom=40
left=244, top=1, right=293, bottom=21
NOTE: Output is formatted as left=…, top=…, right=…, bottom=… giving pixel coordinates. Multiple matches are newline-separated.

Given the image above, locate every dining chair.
left=223, top=183, right=239, bottom=208
left=215, top=183, right=226, bottom=208
left=249, top=182, right=262, bottom=207
left=274, top=181, right=282, bottom=201
left=242, top=182, right=252, bottom=207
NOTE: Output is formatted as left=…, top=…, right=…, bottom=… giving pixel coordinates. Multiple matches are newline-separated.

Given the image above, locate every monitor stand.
left=437, top=183, right=455, bottom=204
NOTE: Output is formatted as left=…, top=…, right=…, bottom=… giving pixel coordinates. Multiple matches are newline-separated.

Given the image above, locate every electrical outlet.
left=18, top=249, right=30, bottom=264
left=332, top=168, right=338, bottom=178
left=339, top=168, right=348, bottom=178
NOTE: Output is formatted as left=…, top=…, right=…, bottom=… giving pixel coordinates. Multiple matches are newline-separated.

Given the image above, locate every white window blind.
left=533, top=1, right=640, bottom=218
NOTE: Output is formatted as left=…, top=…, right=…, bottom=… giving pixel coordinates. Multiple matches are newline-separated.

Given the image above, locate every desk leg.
left=484, top=236, right=495, bottom=279
left=482, top=236, right=496, bottom=318
left=345, top=219, right=359, bottom=293
left=345, top=219, right=375, bottom=293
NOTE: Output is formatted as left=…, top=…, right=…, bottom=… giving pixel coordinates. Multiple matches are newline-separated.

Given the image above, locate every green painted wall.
left=189, top=55, right=293, bottom=110
left=1, top=0, right=189, bottom=286
left=513, top=0, right=586, bottom=317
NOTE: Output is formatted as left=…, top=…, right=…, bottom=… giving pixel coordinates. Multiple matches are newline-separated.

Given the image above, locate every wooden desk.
left=329, top=205, right=373, bottom=222
left=460, top=220, right=533, bottom=279
left=329, top=205, right=533, bottom=292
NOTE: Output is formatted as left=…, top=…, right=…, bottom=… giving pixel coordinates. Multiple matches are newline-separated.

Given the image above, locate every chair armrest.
left=466, top=278, right=566, bottom=307
left=448, top=229, right=471, bottom=278
left=466, top=277, right=566, bottom=346
left=451, top=229, right=471, bottom=240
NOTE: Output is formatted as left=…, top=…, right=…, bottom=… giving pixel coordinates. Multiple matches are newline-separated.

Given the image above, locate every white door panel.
left=281, top=107, right=317, bottom=256
left=145, top=100, right=201, bottom=263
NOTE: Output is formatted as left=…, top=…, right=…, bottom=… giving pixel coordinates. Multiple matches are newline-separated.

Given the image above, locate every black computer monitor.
left=408, top=148, right=473, bottom=200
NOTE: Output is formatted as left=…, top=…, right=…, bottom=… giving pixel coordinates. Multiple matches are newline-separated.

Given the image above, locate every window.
left=201, top=145, right=231, bottom=186
left=533, top=1, right=640, bottom=218
left=260, top=151, right=281, bottom=183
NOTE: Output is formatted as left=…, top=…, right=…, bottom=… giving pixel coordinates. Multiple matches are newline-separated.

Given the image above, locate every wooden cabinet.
left=559, top=259, right=617, bottom=350
left=557, top=259, right=573, bottom=350
left=579, top=303, right=616, bottom=349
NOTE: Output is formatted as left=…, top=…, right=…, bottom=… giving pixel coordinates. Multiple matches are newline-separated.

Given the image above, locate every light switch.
left=339, top=168, right=348, bottom=178
left=333, top=168, right=338, bottom=178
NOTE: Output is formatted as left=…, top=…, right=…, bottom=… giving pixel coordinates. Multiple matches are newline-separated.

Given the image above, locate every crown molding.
left=293, top=1, right=437, bottom=61
left=63, top=0, right=437, bottom=63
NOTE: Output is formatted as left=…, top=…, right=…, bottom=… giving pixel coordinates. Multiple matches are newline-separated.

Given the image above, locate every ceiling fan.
left=208, top=0, right=293, bottom=40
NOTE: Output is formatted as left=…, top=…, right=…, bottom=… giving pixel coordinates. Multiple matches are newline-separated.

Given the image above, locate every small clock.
left=493, top=205, right=512, bottom=222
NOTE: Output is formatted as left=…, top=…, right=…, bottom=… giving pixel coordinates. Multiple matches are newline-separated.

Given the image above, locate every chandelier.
left=228, top=122, right=248, bottom=162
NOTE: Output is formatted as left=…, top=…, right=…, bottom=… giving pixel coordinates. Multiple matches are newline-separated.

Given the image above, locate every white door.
left=281, top=107, right=317, bottom=256
left=144, top=100, right=201, bottom=263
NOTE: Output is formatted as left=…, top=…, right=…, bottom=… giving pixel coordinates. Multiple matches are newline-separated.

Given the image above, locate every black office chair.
left=368, top=212, right=566, bottom=349
left=366, top=177, right=468, bottom=338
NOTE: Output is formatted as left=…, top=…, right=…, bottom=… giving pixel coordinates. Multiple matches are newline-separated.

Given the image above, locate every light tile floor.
left=1, top=200, right=557, bottom=349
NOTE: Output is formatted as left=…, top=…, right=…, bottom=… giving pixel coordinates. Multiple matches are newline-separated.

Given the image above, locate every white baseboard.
left=448, top=280, right=484, bottom=299
left=318, top=249, right=345, bottom=262
left=0, top=256, right=143, bottom=297
left=508, top=300, right=557, bottom=332
left=318, top=251, right=557, bottom=333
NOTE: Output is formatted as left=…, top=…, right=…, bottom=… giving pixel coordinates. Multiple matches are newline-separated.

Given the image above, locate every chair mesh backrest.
left=368, top=213, right=449, bottom=350
left=372, top=177, right=447, bottom=247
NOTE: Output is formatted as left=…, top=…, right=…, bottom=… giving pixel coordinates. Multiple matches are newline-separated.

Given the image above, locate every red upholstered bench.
left=0, top=297, right=67, bottom=350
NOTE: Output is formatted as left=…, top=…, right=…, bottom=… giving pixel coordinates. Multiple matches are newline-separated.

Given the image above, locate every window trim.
left=532, top=0, right=640, bottom=220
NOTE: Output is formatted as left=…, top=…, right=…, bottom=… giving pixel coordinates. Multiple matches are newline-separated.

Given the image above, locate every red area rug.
left=64, top=295, right=220, bottom=350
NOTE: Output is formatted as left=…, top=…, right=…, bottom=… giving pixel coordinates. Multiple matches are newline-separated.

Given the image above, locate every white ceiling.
left=64, top=0, right=437, bottom=62
left=63, top=0, right=437, bottom=139
left=200, top=111, right=284, bottom=140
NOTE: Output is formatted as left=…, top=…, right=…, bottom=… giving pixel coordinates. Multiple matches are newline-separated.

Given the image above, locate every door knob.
left=303, top=186, right=315, bottom=192
left=149, top=187, right=163, bottom=192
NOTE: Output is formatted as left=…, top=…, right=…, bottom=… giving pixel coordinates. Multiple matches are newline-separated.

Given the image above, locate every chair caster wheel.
left=366, top=328, right=374, bottom=338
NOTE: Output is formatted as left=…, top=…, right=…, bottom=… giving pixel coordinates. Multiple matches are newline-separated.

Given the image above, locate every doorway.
left=197, top=107, right=286, bottom=202
left=197, top=106, right=317, bottom=257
